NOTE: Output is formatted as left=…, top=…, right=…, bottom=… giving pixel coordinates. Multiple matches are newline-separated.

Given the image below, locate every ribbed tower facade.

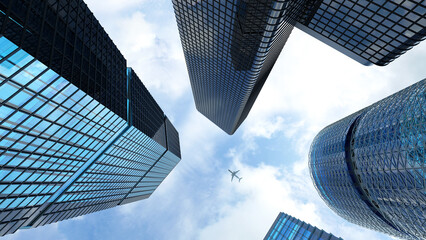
left=264, top=212, right=343, bottom=240
left=172, top=0, right=425, bottom=134
left=309, top=79, right=425, bottom=239
left=0, top=0, right=181, bottom=236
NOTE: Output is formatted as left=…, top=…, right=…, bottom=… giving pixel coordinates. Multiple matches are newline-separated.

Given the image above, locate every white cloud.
left=243, top=116, right=285, bottom=139
left=8, top=2, right=424, bottom=240
left=3, top=223, right=67, bottom=240
left=243, top=29, right=424, bottom=141
left=193, top=28, right=426, bottom=240
left=85, top=0, right=144, bottom=15
left=194, top=149, right=390, bottom=240
left=113, top=106, right=228, bottom=238
left=108, top=8, right=425, bottom=240
left=86, top=0, right=190, bottom=101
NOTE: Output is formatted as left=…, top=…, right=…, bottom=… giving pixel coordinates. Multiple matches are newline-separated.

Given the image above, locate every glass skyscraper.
left=296, top=0, right=426, bottom=66
left=309, top=79, right=425, bottom=239
left=172, top=0, right=426, bottom=134
left=172, top=0, right=302, bottom=134
left=264, top=212, right=342, bottom=240
left=0, top=0, right=180, bottom=236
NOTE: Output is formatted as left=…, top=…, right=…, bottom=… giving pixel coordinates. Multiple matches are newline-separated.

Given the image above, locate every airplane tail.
left=239, top=177, right=242, bottom=182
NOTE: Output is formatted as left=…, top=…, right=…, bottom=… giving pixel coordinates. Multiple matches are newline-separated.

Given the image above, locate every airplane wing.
left=235, top=170, right=239, bottom=174
left=228, top=169, right=233, bottom=174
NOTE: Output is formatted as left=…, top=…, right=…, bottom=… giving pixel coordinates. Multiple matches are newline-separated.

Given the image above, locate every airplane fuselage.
left=228, top=169, right=242, bottom=182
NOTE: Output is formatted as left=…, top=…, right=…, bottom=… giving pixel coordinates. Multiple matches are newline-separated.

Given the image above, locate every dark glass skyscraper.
left=264, top=212, right=342, bottom=240
left=309, top=79, right=425, bottom=239
left=172, top=0, right=426, bottom=134
left=0, top=0, right=180, bottom=236
left=296, top=0, right=426, bottom=66
left=172, top=0, right=302, bottom=134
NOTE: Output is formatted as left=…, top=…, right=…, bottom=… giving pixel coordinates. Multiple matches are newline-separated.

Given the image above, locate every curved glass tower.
left=309, top=79, right=425, bottom=240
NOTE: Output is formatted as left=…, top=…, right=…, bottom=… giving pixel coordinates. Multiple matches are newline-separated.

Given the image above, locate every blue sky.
left=4, top=0, right=426, bottom=239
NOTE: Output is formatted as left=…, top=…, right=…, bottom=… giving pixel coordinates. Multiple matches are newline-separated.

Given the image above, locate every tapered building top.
left=173, top=0, right=301, bottom=134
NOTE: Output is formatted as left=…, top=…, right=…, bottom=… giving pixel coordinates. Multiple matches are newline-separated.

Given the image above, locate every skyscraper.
left=172, top=0, right=301, bottom=134
left=0, top=0, right=181, bottom=236
left=296, top=0, right=426, bottom=66
left=264, top=212, right=342, bottom=240
left=172, top=0, right=426, bottom=134
left=309, top=79, right=425, bottom=239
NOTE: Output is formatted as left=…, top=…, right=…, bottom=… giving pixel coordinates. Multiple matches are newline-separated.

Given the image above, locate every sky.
left=4, top=0, right=426, bottom=240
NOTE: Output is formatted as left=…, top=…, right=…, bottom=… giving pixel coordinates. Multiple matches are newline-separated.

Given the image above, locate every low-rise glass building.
left=264, top=212, right=343, bottom=240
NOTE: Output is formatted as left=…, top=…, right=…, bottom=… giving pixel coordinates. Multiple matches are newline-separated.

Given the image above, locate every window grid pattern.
left=34, top=126, right=167, bottom=227
left=0, top=0, right=181, bottom=236
left=299, top=0, right=426, bottom=66
left=309, top=111, right=402, bottom=237
left=165, top=117, right=181, bottom=158
left=129, top=68, right=167, bottom=149
left=264, top=212, right=342, bottom=240
left=0, top=34, right=181, bottom=236
left=0, top=0, right=128, bottom=120
left=172, top=0, right=301, bottom=134
left=0, top=36, right=127, bottom=235
left=309, top=79, right=425, bottom=239
left=122, top=150, right=180, bottom=205
left=352, top=80, right=425, bottom=239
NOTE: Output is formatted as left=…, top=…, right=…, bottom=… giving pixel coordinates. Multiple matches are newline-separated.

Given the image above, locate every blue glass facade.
left=0, top=35, right=181, bottom=236
left=0, top=0, right=181, bottom=236
left=297, top=0, right=426, bottom=66
left=309, top=79, right=425, bottom=239
left=264, top=212, right=342, bottom=240
left=173, top=0, right=425, bottom=134
left=0, top=0, right=128, bottom=121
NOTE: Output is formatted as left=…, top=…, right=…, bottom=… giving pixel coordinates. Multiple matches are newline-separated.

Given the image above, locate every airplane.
left=228, top=169, right=242, bottom=182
